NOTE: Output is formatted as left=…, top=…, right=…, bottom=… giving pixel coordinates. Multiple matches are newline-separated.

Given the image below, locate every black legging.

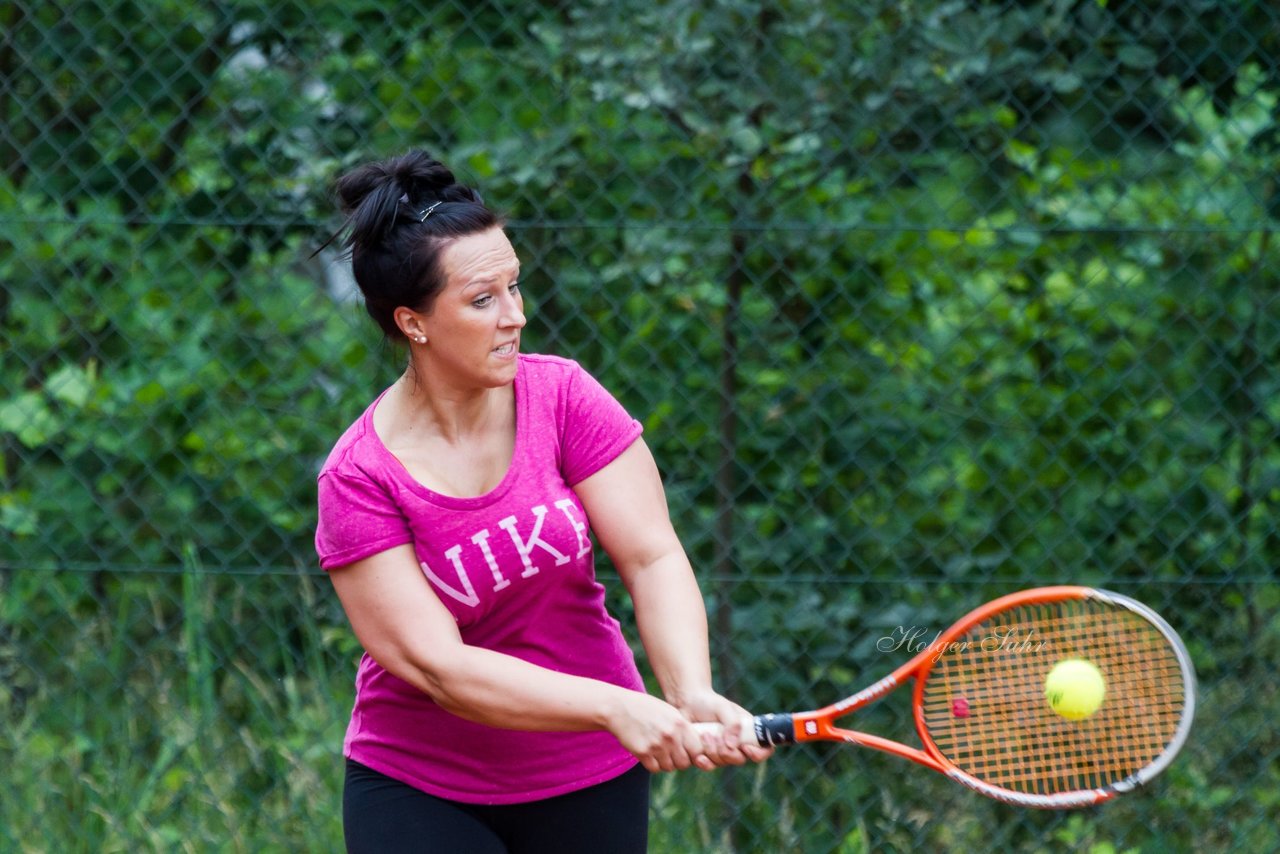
left=342, top=760, right=651, bottom=854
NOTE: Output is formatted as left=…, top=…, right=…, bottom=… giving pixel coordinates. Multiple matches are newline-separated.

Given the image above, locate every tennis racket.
left=698, top=586, right=1195, bottom=808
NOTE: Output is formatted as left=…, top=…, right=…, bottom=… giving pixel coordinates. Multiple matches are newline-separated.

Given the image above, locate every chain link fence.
left=3, top=1, right=1278, bottom=851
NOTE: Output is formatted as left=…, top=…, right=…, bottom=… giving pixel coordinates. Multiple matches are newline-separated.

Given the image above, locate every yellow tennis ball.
left=1044, top=659, right=1106, bottom=720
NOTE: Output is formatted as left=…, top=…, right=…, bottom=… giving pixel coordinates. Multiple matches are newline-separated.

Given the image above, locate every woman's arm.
left=573, top=439, right=772, bottom=765
left=328, top=543, right=713, bottom=772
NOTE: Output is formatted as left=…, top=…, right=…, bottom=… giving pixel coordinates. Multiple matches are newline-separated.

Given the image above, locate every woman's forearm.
left=393, top=639, right=712, bottom=773
left=398, top=642, right=633, bottom=732
left=624, top=552, right=716, bottom=705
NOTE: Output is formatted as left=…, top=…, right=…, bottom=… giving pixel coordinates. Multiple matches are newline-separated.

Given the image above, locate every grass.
left=2, top=572, right=1276, bottom=853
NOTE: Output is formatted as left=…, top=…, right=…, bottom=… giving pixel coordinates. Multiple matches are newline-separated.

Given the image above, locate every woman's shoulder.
left=518, top=351, right=583, bottom=376
left=317, top=393, right=387, bottom=482
left=517, top=351, right=595, bottom=396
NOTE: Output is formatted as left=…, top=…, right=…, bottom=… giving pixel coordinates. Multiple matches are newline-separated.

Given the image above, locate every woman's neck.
left=385, top=370, right=508, bottom=446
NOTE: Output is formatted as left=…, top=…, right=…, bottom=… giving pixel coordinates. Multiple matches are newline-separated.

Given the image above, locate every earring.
left=415, top=336, right=427, bottom=344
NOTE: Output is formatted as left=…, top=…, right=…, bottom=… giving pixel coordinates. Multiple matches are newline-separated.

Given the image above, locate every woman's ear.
left=393, top=306, right=429, bottom=344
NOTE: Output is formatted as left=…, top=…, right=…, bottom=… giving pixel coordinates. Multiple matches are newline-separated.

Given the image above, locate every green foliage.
left=2, top=0, right=1277, bottom=851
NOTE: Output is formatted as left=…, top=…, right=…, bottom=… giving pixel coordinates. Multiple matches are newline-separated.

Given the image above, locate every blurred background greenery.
left=2, top=1, right=1277, bottom=851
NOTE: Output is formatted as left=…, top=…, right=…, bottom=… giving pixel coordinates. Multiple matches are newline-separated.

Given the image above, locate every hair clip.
left=419, top=201, right=443, bottom=222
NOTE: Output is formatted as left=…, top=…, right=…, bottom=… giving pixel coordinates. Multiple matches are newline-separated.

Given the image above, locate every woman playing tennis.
left=315, top=150, right=770, bottom=853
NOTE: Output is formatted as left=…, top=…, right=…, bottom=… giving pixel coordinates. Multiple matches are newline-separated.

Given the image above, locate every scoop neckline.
left=365, top=365, right=526, bottom=510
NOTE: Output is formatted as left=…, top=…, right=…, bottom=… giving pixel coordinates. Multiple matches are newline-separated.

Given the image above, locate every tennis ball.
left=1044, top=659, right=1105, bottom=720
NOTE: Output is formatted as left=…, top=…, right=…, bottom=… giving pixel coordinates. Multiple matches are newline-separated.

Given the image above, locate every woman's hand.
left=609, top=691, right=717, bottom=773
left=674, top=689, right=775, bottom=767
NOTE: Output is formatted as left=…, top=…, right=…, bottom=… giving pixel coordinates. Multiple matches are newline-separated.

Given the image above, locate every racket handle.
left=752, top=712, right=797, bottom=746
left=693, top=713, right=796, bottom=747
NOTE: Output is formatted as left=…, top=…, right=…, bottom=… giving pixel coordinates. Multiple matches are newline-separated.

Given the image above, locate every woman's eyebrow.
left=463, top=266, right=521, bottom=290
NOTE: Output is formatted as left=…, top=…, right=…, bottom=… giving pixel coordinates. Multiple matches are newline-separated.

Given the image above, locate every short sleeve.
left=560, top=365, right=644, bottom=486
left=315, top=470, right=414, bottom=570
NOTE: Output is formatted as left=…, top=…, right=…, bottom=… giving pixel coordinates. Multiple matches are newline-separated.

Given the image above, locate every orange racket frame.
left=713, top=586, right=1196, bottom=809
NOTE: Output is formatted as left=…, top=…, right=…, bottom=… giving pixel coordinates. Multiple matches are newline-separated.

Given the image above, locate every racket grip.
left=752, top=713, right=797, bottom=746
left=693, top=713, right=796, bottom=747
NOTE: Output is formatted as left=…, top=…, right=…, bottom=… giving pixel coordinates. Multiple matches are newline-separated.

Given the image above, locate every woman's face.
left=418, top=227, right=525, bottom=389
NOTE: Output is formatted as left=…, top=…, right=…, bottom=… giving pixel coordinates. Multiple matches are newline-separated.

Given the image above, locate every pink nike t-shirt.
left=315, top=354, right=647, bottom=804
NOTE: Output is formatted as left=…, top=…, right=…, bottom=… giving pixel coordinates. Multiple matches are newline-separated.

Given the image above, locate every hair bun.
left=392, top=152, right=461, bottom=206
left=334, top=150, right=476, bottom=249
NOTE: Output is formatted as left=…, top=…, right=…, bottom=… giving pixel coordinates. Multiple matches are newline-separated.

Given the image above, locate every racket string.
left=919, top=600, right=1187, bottom=795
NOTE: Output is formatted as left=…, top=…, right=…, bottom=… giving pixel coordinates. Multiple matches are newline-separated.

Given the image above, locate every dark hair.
left=325, top=150, right=501, bottom=339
